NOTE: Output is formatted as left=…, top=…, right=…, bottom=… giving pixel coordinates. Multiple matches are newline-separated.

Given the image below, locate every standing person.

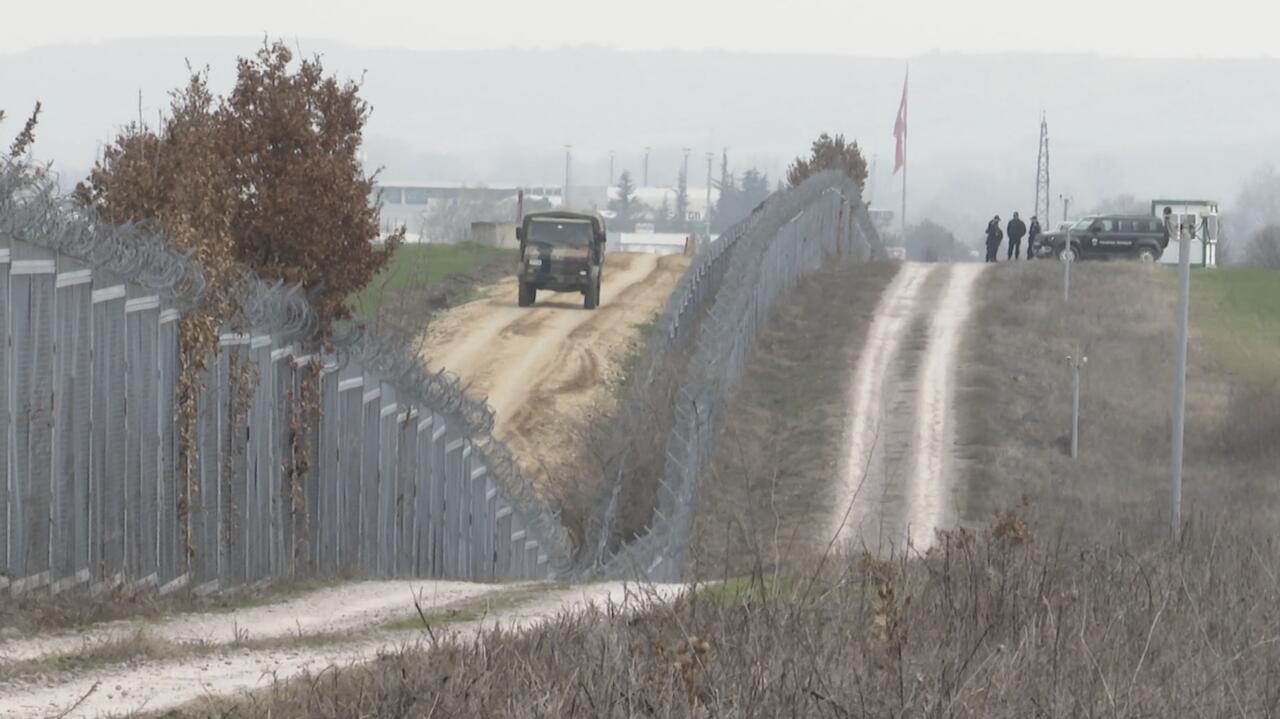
left=1027, top=215, right=1042, bottom=260
left=985, top=215, right=1003, bottom=263
left=1007, top=212, right=1028, bottom=260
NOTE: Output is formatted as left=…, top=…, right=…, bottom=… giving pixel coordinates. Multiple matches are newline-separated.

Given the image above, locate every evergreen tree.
left=786, top=132, right=868, bottom=189
left=655, top=195, right=672, bottom=231
left=740, top=169, right=770, bottom=208
left=673, top=165, right=689, bottom=231
left=608, top=169, right=641, bottom=231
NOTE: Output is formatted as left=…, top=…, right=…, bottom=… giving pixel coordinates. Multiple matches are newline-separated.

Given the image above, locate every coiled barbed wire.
left=0, top=158, right=206, bottom=308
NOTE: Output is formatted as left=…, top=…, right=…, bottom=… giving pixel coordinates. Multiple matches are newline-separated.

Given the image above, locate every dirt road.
left=419, top=252, right=688, bottom=487
left=832, top=263, right=984, bottom=554
left=0, top=581, right=684, bottom=718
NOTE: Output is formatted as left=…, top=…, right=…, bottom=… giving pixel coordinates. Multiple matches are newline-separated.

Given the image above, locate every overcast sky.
left=2, top=0, right=1277, bottom=57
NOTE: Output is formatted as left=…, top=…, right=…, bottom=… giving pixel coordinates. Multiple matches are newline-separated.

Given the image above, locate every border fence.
left=590, top=171, right=882, bottom=580
left=0, top=161, right=569, bottom=595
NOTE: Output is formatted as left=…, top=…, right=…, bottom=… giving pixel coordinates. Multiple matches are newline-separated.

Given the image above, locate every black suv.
left=1039, top=214, right=1168, bottom=262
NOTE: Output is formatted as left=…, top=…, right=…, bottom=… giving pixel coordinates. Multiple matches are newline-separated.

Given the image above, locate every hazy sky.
left=3, top=0, right=1277, bottom=57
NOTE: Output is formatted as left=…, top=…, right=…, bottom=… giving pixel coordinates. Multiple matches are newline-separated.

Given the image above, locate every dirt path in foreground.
left=0, top=580, right=496, bottom=666
left=0, top=582, right=684, bottom=718
left=833, top=263, right=985, bottom=554
left=418, top=252, right=688, bottom=488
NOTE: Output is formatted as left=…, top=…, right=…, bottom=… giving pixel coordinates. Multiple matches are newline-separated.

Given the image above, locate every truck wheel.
left=1136, top=246, right=1159, bottom=263
left=583, top=279, right=599, bottom=310
left=518, top=282, right=535, bottom=307
left=1057, top=244, right=1078, bottom=262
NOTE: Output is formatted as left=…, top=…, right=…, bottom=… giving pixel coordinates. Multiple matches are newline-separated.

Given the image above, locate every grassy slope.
left=959, top=261, right=1280, bottom=542
left=1192, top=267, right=1280, bottom=382
left=688, top=261, right=900, bottom=579
left=349, top=242, right=516, bottom=317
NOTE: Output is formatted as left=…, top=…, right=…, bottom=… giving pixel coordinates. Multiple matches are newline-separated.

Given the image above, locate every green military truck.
left=515, top=210, right=607, bottom=310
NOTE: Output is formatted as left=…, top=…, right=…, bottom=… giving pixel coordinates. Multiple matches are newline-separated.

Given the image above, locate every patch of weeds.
left=379, top=581, right=567, bottom=632
left=611, top=312, right=660, bottom=399
left=0, top=576, right=347, bottom=638
left=0, top=629, right=183, bottom=683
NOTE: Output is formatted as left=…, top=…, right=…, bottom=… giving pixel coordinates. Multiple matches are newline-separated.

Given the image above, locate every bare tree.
left=1245, top=225, right=1280, bottom=268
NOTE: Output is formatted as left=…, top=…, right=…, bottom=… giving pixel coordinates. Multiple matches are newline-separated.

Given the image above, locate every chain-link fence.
left=0, top=160, right=569, bottom=595
left=589, top=171, right=882, bottom=581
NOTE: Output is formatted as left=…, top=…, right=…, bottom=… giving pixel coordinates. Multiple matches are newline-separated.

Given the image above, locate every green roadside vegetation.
left=349, top=242, right=517, bottom=317
left=1192, top=267, right=1280, bottom=382
left=610, top=312, right=661, bottom=399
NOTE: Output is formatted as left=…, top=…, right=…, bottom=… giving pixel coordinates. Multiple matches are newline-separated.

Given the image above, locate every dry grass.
left=688, top=260, right=901, bottom=578
left=0, top=626, right=372, bottom=687
left=958, top=261, right=1280, bottom=542
left=0, top=577, right=343, bottom=637
left=152, top=511, right=1280, bottom=718
left=0, top=630, right=185, bottom=684
left=578, top=319, right=697, bottom=563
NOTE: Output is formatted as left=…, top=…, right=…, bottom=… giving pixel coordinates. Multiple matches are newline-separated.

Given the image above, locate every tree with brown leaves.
left=78, top=41, right=402, bottom=327
left=5, top=102, right=42, bottom=158
left=786, top=132, right=868, bottom=189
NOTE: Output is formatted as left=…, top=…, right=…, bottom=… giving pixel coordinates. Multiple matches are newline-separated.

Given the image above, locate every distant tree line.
left=606, top=159, right=772, bottom=235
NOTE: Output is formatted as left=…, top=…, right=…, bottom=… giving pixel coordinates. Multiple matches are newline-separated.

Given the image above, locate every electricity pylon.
left=1035, top=114, right=1051, bottom=226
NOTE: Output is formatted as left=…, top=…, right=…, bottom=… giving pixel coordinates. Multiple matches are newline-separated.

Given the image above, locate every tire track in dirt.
left=906, top=264, right=984, bottom=547
left=833, top=263, right=986, bottom=554
left=418, top=253, right=688, bottom=490
left=0, top=582, right=686, bottom=718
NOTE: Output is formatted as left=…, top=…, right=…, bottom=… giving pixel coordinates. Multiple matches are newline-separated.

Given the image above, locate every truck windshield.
left=527, top=219, right=593, bottom=247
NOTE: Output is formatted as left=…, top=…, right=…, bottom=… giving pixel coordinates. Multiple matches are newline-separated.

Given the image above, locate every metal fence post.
left=0, top=240, right=11, bottom=591
left=1067, top=346, right=1087, bottom=461
left=1170, top=213, right=1193, bottom=541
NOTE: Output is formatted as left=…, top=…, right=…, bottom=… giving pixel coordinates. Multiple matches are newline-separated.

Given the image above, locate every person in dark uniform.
left=1027, top=215, right=1042, bottom=260
left=1007, top=212, right=1028, bottom=260
left=985, top=215, right=1003, bottom=263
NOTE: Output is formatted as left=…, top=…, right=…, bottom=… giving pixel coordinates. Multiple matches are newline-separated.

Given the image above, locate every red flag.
left=893, top=68, right=908, bottom=174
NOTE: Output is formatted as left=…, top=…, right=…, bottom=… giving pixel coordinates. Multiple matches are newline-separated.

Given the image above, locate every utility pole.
left=1067, top=346, right=1087, bottom=460
left=1170, top=212, right=1193, bottom=541
left=705, top=151, right=714, bottom=241
left=868, top=155, right=878, bottom=205
left=643, top=147, right=651, bottom=186
left=1059, top=193, right=1072, bottom=226
left=1035, top=114, right=1051, bottom=228
left=608, top=150, right=615, bottom=186
left=1063, top=223, right=1073, bottom=302
left=563, top=145, right=573, bottom=210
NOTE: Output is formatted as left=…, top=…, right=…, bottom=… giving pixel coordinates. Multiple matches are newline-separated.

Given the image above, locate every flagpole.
left=900, top=64, right=908, bottom=244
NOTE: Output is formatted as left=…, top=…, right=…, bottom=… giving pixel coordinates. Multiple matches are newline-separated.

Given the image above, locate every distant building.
left=470, top=221, right=518, bottom=249
left=372, top=181, right=562, bottom=242
left=867, top=208, right=895, bottom=236
left=606, top=185, right=721, bottom=224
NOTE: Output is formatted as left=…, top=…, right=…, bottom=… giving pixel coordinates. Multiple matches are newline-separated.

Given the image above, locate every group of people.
left=984, top=212, right=1042, bottom=263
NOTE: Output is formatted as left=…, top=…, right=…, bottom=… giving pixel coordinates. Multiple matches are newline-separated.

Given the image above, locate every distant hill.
left=3, top=39, right=1276, bottom=241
